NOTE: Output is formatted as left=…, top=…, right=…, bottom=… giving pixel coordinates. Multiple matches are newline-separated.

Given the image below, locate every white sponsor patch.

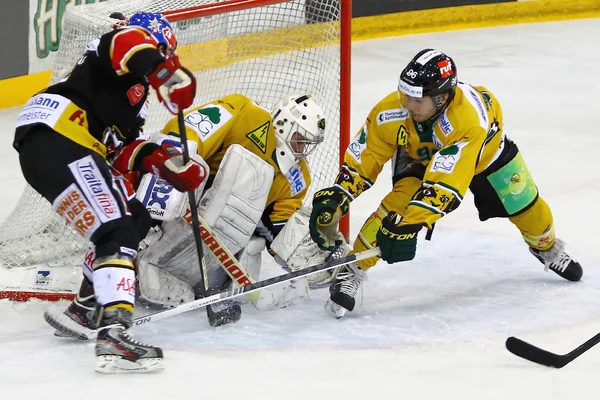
left=348, top=125, right=368, bottom=162
left=438, top=111, right=453, bottom=136
left=377, top=108, right=409, bottom=125
left=460, top=83, right=489, bottom=130
left=52, top=183, right=102, bottom=239
left=286, top=164, right=307, bottom=196
left=184, top=104, right=233, bottom=141
left=398, top=80, right=423, bottom=98
left=415, top=50, right=442, bottom=65
left=16, top=94, right=69, bottom=129
left=429, top=142, right=469, bottom=174
left=68, top=155, right=123, bottom=226
left=137, top=173, right=187, bottom=221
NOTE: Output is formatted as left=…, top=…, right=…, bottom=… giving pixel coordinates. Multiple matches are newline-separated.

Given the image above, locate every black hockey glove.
left=309, top=187, right=349, bottom=251
left=376, top=211, right=422, bottom=263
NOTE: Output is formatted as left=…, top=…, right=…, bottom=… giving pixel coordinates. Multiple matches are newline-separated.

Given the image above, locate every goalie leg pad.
left=271, top=207, right=350, bottom=288
left=236, top=236, right=266, bottom=282
left=137, top=258, right=195, bottom=308
left=138, top=218, right=205, bottom=290
left=198, top=144, right=274, bottom=254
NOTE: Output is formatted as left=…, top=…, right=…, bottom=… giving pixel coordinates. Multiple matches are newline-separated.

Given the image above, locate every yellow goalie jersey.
left=336, top=82, right=504, bottom=228
left=161, top=94, right=312, bottom=232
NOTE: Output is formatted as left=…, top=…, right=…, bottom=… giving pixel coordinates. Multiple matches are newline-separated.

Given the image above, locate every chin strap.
left=429, top=89, right=455, bottom=121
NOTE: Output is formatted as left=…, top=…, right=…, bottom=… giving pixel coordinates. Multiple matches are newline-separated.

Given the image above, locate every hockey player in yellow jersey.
left=159, top=93, right=317, bottom=228
left=133, top=93, right=332, bottom=325
left=309, top=49, right=583, bottom=318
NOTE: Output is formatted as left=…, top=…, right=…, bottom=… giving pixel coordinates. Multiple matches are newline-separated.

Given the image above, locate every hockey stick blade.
left=68, top=247, right=381, bottom=340
left=506, top=333, right=600, bottom=368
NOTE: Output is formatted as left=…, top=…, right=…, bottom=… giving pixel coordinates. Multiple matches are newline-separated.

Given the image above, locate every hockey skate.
left=95, top=308, right=163, bottom=374
left=324, top=262, right=367, bottom=319
left=44, top=277, right=96, bottom=340
left=530, top=238, right=583, bottom=282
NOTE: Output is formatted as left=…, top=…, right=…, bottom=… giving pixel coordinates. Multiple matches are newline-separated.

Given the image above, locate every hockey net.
left=0, top=0, right=351, bottom=301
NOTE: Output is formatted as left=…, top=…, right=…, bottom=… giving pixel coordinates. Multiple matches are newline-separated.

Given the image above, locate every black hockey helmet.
left=398, top=49, right=457, bottom=98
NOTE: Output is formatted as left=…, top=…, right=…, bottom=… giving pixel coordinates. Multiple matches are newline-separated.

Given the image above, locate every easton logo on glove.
left=379, top=226, right=418, bottom=241
left=376, top=211, right=422, bottom=263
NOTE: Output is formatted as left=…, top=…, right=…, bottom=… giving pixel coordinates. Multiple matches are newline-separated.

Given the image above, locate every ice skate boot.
left=95, top=307, right=163, bottom=374
left=324, top=262, right=366, bottom=319
left=530, top=238, right=583, bottom=282
left=44, top=277, right=96, bottom=340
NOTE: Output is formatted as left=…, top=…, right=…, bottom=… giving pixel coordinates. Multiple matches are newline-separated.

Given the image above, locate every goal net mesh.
left=0, top=0, right=343, bottom=297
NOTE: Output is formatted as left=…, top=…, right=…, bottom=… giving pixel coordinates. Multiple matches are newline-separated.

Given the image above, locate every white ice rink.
left=1, top=18, right=600, bottom=400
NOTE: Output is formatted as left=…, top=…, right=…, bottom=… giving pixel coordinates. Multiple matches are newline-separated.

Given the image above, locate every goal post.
left=0, top=0, right=351, bottom=301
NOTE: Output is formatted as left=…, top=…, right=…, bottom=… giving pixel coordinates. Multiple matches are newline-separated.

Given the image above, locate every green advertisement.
left=34, top=0, right=108, bottom=59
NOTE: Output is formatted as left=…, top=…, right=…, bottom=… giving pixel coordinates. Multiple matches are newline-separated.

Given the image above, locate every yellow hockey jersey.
left=161, top=94, right=312, bottom=233
left=335, top=82, right=504, bottom=229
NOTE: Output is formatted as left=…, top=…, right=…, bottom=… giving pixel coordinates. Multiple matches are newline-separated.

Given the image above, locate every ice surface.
left=1, top=18, right=599, bottom=400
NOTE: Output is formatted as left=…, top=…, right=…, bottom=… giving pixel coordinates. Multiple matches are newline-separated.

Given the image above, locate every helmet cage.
left=272, top=94, right=325, bottom=172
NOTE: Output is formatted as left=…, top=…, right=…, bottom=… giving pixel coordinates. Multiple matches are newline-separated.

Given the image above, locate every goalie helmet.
left=271, top=94, right=326, bottom=174
left=128, top=12, right=177, bottom=55
left=398, top=49, right=457, bottom=98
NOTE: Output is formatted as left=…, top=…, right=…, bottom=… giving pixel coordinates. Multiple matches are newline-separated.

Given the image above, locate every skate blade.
left=324, top=299, right=347, bottom=319
left=95, top=355, right=164, bottom=374
left=44, top=309, right=96, bottom=340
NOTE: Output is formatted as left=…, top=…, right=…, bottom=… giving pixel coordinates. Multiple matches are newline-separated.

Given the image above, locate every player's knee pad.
left=92, top=253, right=136, bottom=308
left=199, top=144, right=274, bottom=254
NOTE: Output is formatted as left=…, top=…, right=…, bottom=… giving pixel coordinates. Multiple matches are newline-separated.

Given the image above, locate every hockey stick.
left=505, top=334, right=600, bottom=368
left=51, top=247, right=380, bottom=340
left=177, top=110, right=209, bottom=298
left=183, top=210, right=308, bottom=311
left=183, top=208, right=260, bottom=302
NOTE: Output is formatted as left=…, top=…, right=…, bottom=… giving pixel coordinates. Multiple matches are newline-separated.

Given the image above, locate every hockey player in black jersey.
left=13, top=12, right=205, bottom=373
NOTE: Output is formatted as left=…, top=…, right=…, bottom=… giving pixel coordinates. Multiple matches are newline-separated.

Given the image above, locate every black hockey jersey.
left=14, top=27, right=165, bottom=156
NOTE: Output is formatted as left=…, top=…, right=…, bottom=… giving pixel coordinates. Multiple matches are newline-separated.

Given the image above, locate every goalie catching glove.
left=148, top=54, right=196, bottom=114
left=309, top=187, right=349, bottom=251
left=375, top=211, right=422, bottom=263
left=142, top=143, right=206, bottom=192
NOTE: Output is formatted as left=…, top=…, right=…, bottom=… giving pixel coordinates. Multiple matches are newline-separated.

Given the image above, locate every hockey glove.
left=142, top=143, right=206, bottom=192
left=147, top=54, right=196, bottom=115
left=309, top=187, right=349, bottom=251
left=376, top=211, right=422, bottom=263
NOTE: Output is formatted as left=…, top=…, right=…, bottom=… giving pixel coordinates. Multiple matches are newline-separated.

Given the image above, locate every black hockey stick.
left=505, top=334, right=600, bottom=368
left=177, top=111, right=228, bottom=325
left=177, top=110, right=209, bottom=297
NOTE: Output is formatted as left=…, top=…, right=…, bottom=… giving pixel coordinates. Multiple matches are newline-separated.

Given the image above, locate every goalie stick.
left=45, top=247, right=381, bottom=340
left=505, top=334, right=600, bottom=368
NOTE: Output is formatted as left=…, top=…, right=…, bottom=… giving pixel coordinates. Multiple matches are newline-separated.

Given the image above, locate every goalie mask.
left=128, top=12, right=177, bottom=55
left=271, top=94, right=326, bottom=174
